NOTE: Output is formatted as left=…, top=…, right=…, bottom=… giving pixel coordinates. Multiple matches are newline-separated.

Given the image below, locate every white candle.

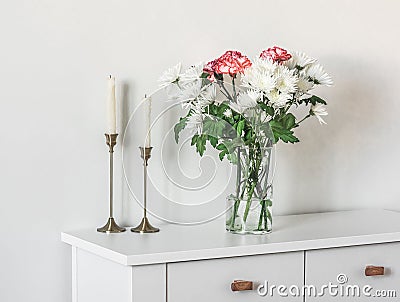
left=107, top=75, right=117, bottom=134
left=144, top=95, right=152, bottom=147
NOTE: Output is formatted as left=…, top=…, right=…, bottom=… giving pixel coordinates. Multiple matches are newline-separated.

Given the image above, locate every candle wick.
left=109, top=75, right=112, bottom=79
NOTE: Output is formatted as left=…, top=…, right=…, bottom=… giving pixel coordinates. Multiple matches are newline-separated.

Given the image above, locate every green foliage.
left=302, top=95, right=327, bottom=106
left=258, top=102, right=275, bottom=116
left=269, top=119, right=299, bottom=144
left=216, top=139, right=242, bottom=162
left=264, top=199, right=272, bottom=207
left=218, top=150, right=226, bottom=161
left=172, top=81, right=328, bottom=158
left=266, top=208, right=273, bottom=223
left=191, top=134, right=207, bottom=156
left=236, top=120, right=245, bottom=136
left=214, top=73, right=224, bottom=81
left=202, top=116, right=226, bottom=138
left=173, top=117, right=187, bottom=143
left=216, top=142, right=228, bottom=161
left=166, top=61, right=329, bottom=231
left=280, top=113, right=296, bottom=130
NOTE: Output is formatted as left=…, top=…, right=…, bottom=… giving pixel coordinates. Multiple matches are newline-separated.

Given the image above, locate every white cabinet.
left=62, top=210, right=400, bottom=302
left=73, top=248, right=165, bottom=302
left=168, top=252, right=303, bottom=302
left=306, top=243, right=400, bottom=301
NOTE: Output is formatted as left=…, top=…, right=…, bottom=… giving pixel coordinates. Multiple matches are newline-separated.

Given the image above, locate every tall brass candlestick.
left=97, top=133, right=126, bottom=233
left=131, top=146, right=160, bottom=233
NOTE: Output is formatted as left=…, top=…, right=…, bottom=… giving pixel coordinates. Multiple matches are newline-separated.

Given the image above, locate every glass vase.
left=226, top=146, right=274, bottom=234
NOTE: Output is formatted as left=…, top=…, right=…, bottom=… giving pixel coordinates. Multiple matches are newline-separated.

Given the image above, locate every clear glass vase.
left=226, top=146, right=274, bottom=234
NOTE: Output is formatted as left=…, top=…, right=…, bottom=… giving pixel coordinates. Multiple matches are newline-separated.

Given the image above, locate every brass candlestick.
left=97, top=133, right=126, bottom=233
left=131, top=146, right=160, bottom=233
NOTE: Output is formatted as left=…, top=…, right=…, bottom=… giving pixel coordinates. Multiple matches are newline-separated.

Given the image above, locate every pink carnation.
left=260, top=46, right=292, bottom=63
left=214, top=51, right=252, bottom=75
left=203, top=50, right=252, bottom=77
left=203, top=59, right=217, bottom=74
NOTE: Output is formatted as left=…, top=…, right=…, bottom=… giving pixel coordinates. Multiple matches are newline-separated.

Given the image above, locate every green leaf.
left=174, top=117, right=187, bottom=143
left=208, top=135, right=218, bottom=148
left=259, top=103, right=275, bottom=116
left=269, top=120, right=299, bottom=144
left=236, top=120, right=245, bottom=136
left=227, top=152, right=238, bottom=164
left=244, top=130, right=253, bottom=142
left=191, top=134, right=199, bottom=146
left=218, top=151, right=226, bottom=161
left=195, top=135, right=207, bottom=156
left=215, top=120, right=226, bottom=137
left=208, top=103, right=219, bottom=116
left=279, top=131, right=299, bottom=143
left=302, top=95, right=327, bottom=106
left=202, top=118, right=215, bottom=135
left=217, top=103, right=230, bottom=115
left=311, top=95, right=327, bottom=105
left=281, top=113, right=296, bottom=130
left=264, top=199, right=273, bottom=207
left=216, top=143, right=228, bottom=151
left=214, top=73, right=224, bottom=81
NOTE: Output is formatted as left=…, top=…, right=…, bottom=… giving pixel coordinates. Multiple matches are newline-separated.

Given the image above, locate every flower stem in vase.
left=229, top=147, right=242, bottom=230
left=258, top=200, right=266, bottom=230
left=243, top=181, right=256, bottom=222
left=229, top=197, right=240, bottom=230
left=264, top=202, right=269, bottom=229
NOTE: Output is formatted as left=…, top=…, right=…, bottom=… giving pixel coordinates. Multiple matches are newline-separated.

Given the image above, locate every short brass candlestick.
left=131, top=146, right=160, bottom=233
left=97, top=133, right=126, bottom=233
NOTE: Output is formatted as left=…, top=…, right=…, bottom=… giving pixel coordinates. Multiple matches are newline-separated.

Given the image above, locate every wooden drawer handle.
left=365, top=265, right=385, bottom=276
left=231, top=280, right=253, bottom=291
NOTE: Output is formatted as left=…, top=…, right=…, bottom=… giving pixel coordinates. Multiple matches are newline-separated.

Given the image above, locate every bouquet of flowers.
left=159, top=46, right=332, bottom=234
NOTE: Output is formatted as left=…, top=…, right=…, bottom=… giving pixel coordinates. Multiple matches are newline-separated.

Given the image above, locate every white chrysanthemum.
left=223, top=108, right=232, bottom=118
left=199, top=84, right=216, bottom=103
left=247, top=90, right=261, bottom=103
left=311, top=104, right=328, bottom=124
left=297, top=74, right=314, bottom=93
left=242, top=69, right=275, bottom=93
left=181, top=101, right=192, bottom=110
left=186, top=111, right=204, bottom=134
left=260, top=110, right=271, bottom=122
left=229, top=102, right=245, bottom=114
left=181, top=83, right=215, bottom=112
left=284, top=51, right=316, bottom=70
left=179, top=62, right=204, bottom=86
left=192, top=99, right=210, bottom=112
left=266, top=89, right=291, bottom=108
left=236, top=92, right=258, bottom=111
left=274, top=65, right=298, bottom=94
left=159, top=63, right=182, bottom=88
left=241, top=58, right=277, bottom=93
left=306, top=64, right=333, bottom=86
left=165, top=84, right=183, bottom=101
left=238, top=92, right=258, bottom=108
left=252, top=57, right=277, bottom=74
left=179, top=81, right=202, bottom=102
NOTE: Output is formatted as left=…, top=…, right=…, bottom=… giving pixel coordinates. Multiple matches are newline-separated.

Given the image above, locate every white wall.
left=1, top=0, right=400, bottom=301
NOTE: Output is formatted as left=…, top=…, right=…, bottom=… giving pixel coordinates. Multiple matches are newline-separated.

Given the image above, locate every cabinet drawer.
left=306, top=242, right=400, bottom=301
left=168, top=252, right=303, bottom=302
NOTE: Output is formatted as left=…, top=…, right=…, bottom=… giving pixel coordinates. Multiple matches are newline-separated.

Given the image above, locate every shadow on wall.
left=275, top=55, right=386, bottom=214
left=119, top=82, right=133, bottom=225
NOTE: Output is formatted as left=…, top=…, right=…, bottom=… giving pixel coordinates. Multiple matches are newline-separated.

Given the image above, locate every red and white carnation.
left=260, top=46, right=292, bottom=64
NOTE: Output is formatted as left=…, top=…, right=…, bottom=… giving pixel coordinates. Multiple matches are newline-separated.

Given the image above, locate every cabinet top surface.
left=61, top=210, right=400, bottom=266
